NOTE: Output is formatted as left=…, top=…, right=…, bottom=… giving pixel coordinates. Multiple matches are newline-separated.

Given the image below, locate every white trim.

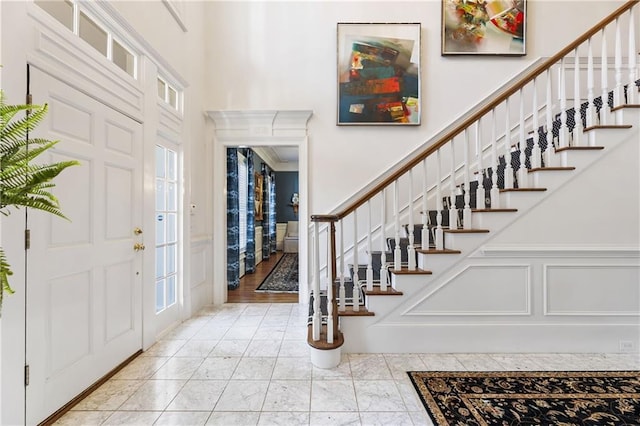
left=89, top=0, right=188, bottom=88
left=207, top=110, right=312, bottom=305
left=403, top=264, right=532, bottom=316
left=162, top=0, right=188, bottom=33
left=481, top=246, right=640, bottom=258
left=543, top=263, right=640, bottom=316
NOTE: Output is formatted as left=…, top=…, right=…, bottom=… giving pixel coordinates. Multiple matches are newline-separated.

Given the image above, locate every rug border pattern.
left=407, top=370, right=640, bottom=426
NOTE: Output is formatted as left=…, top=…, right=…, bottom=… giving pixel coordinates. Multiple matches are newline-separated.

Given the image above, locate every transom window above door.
left=35, top=0, right=137, bottom=78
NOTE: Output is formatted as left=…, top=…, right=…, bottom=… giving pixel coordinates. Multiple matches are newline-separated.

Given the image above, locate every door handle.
left=134, top=243, right=146, bottom=251
left=133, top=227, right=143, bottom=235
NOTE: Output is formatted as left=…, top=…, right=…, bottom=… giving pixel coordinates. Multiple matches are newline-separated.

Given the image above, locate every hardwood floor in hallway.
left=227, top=251, right=298, bottom=303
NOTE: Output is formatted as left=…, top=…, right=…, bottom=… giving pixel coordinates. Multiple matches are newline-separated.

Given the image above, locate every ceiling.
left=253, top=146, right=299, bottom=171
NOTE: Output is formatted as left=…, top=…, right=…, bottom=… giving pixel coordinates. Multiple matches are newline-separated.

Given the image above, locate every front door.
left=25, top=66, right=144, bottom=424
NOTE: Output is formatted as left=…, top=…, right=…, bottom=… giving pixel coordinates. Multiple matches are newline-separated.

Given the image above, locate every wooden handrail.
left=316, top=0, right=637, bottom=221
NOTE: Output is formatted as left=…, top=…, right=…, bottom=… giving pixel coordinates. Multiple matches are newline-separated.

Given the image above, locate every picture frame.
left=337, top=22, right=421, bottom=126
left=441, top=0, right=526, bottom=56
left=254, top=172, right=264, bottom=220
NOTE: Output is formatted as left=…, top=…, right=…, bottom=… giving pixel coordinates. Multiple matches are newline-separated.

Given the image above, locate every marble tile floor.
left=55, top=303, right=640, bottom=426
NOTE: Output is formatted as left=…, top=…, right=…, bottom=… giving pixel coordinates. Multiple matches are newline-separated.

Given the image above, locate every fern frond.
left=0, top=89, right=78, bottom=314
left=0, top=247, right=15, bottom=318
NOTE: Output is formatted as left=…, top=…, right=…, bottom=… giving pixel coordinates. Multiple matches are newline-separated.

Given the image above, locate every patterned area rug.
left=408, top=370, right=640, bottom=425
left=255, top=253, right=298, bottom=293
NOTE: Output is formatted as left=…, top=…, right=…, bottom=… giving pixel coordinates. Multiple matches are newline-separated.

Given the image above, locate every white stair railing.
left=448, top=138, right=458, bottom=229
left=600, top=28, right=609, bottom=126
left=434, top=148, right=444, bottom=249
left=462, top=130, right=472, bottom=229
left=573, top=46, right=583, bottom=147
left=366, top=201, right=373, bottom=291
left=421, top=158, right=429, bottom=251
left=407, top=170, right=416, bottom=270
left=379, top=189, right=388, bottom=291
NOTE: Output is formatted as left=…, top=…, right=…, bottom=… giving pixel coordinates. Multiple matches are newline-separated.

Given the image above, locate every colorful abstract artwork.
left=337, top=23, right=421, bottom=125
left=442, top=0, right=526, bottom=55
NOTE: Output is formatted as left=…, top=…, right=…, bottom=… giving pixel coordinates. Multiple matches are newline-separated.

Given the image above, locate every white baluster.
left=586, top=38, right=596, bottom=133
left=462, top=129, right=472, bottom=229
left=338, top=219, right=345, bottom=312
left=504, top=98, right=514, bottom=189
left=435, top=149, right=444, bottom=250
left=380, top=188, right=388, bottom=291
left=614, top=16, right=623, bottom=121
left=475, top=120, right=486, bottom=209
left=518, top=88, right=528, bottom=187
left=531, top=77, right=542, bottom=170
left=559, top=59, right=569, bottom=152
left=573, top=47, right=583, bottom=147
left=490, top=109, right=500, bottom=208
left=352, top=212, right=359, bottom=312
left=407, top=169, right=416, bottom=270
left=326, top=227, right=334, bottom=344
left=312, top=222, right=321, bottom=341
left=366, top=200, right=373, bottom=291
left=394, top=180, right=402, bottom=270
left=421, top=158, right=429, bottom=251
left=600, top=28, right=609, bottom=126
left=545, top=69, right=554, bottom=165
left=449, top=138, right=459, bottom=229
left=627, top=7, right=638, bottom=105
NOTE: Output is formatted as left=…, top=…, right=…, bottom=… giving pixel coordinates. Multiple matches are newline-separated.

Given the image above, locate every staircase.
left=308, top=1, right=640, bottom=367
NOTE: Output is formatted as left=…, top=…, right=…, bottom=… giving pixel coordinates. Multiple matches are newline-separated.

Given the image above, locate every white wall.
left=202, top=0, right=628, bottom=215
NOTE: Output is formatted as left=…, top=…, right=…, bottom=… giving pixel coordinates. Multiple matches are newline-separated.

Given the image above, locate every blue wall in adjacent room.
left=275, top=171, right=299, bottom=223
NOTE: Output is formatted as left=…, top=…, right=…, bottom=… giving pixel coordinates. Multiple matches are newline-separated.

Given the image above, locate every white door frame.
left=207, top=110, right=312, bottom=305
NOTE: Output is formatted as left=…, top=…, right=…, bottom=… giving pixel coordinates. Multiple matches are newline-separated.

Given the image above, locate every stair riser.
left=471, top=211, right=518, bottom=230
left=613, top=107, right=640, bottom=125
left=443, top=232, right=492, bottom=252
left=366, top=294, right=407, bottom=314
left=391, top=273, right=434, bottom=293
left=417, top=253, right=460, bottom=273
left=500, top=191, right=546, bottom=210
left=530, top=170, right=575, bottom=190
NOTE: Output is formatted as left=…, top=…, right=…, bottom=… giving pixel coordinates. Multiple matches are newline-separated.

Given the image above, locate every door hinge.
left=24, top=365, right=30, bottom=386
left=25, top=229, right=31, bottom=250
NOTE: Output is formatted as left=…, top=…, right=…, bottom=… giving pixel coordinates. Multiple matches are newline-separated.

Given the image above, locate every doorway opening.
left=207, top=110, right=312, bottom=306
left=226, top=146, right=300, bottom=303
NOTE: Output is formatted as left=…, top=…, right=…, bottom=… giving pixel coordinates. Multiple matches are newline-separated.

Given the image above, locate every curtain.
left=226, top=148, right=240, bottom=289
left=269, top=171, right=277, bottom=254
left=262, top=164, right=270, bottom=261
left=245, top=149, right=256, bottom=273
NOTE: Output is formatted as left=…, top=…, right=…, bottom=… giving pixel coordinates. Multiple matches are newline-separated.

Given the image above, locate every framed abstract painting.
left=337, top=23, right=421, bottom=125
left=441, top=0, right=526, bottom=56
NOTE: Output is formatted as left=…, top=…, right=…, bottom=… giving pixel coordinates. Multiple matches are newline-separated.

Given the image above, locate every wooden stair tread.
left=555, top=146, right=604, bottom=152
left=338, top=306, right=375, bottom=316
left=417, top=248, right=462, bottom=254
left=390, top=267, right=433, bottom=275
left=611, top=104, right=640, bottom=112
left=500, top=187, right=547, bottom=192
left=444, top=228, right=490, bottom=233
left=364, top=286, right=403, bottom=296
left=471, top=208, right=518, bottom=213
left=528, top=166, right=576, bottom=172
left=584, top=123, right=633, bottom=131
left=307, top=325, right=344, bottom=350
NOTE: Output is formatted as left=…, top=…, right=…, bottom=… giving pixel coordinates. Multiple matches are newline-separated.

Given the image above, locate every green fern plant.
left=0, top=89, right=79, bottom=315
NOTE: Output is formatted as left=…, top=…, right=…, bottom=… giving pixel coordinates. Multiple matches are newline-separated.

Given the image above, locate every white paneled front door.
left=26, top=67, right=144, bottom=424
